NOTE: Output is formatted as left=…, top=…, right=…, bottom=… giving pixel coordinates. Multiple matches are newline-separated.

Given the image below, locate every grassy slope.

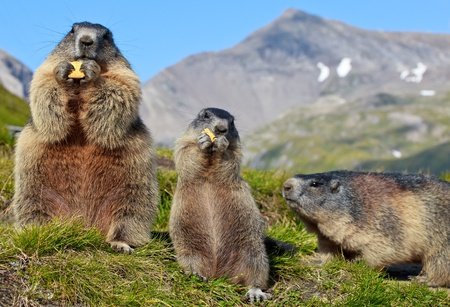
left=360, top=141, right=450, bottom=174
left=245, top=93, right=450, bottom=175
left=0, top=152, right=448, bottom=306
left=0, top=84, right=30, bottom=147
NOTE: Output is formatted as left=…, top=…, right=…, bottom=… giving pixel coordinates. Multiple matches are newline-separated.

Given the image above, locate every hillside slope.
left=0, top=84, right=30, bottom=146
left=359, top=141, right=450, bottom=174
left=244, top=93, right=450, bottom=175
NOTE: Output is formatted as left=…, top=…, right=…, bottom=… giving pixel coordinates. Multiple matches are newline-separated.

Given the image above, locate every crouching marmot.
left=12, top=22, right=158, bottom=252
left=282, top=171, right=450, bottom=287
left=169, top=108, right=271, bottom=302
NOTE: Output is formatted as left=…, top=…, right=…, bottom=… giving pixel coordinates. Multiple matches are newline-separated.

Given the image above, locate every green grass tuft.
left=441, top=172, right=450, bottom=182
left=11, top=219, right=106, bottom=256
left=155, top=169, right=177, bottom=231
left=0, top=84, right=30, bottom=147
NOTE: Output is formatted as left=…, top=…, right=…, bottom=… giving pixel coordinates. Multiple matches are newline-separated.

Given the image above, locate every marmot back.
left=283, top=171, right=450, bottom=287
left=12, top=22, right=158, bottom=252
left=169, top=108, right=271, bottom=302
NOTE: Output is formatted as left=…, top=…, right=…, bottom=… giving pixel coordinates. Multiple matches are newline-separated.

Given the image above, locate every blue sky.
left=1, top=1, right=449, bottom=82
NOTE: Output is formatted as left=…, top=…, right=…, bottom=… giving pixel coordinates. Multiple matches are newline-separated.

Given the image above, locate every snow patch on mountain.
left=336, top=57, right=352, bottom=78
left=316, top=62, right=330, bottom=82
left=420, top=90, right=435, bottom=96
left=400, top=62, right=427, bottom=83
left=391, top=150, right=402, bottom=158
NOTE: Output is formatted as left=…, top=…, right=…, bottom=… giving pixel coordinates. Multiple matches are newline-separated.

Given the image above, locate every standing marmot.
left=169, top=108, right=271, bottom=302
left=12, top=22, right=158, bottom=252
left=282, top=171, right=450, bottom=287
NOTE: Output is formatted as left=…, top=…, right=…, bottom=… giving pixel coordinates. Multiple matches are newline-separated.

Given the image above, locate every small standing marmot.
left=12, top=22, right=158, bottom=252
left=169, top=108, right=271, bottom=302
left=282, top=171, right=450, bottom=287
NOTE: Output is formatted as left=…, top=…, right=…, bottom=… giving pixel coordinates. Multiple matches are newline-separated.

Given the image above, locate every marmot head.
left=190, top=107, right=240, bottom=146
left=51, top=21, right=127, bottom=66
left=282, top=172, right=352, bottom=223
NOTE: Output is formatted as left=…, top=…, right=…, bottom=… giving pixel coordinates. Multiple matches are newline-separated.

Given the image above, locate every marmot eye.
left=310, top=181, right=320, bottom=187
left=70, top=27, right=75, bottom=34
left=203, top=112, right=211, bottom=119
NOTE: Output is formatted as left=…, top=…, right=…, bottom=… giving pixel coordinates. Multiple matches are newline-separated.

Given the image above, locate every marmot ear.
left=330, top=179, right=340, bottom=193
left=198, top=109, right=206, bottom=118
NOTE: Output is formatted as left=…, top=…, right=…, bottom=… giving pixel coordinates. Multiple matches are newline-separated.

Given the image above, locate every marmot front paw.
left=80, top=59, right=101, bottom=84
left=54, top=61, right=78, bottom=84
left=213, top=135, right=229, bottom=152
left=198, top=132, right=213, bottom=151
left=109, top=241, right=134, bottom=253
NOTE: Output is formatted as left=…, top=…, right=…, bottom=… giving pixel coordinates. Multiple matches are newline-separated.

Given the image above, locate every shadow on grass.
left=384, top=263, right=422, bottom=281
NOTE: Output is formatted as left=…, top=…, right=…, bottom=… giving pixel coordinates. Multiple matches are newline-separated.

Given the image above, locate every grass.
left=0, top=151, right=448, bottom=306
left=0, top=84, right=30, bottom=148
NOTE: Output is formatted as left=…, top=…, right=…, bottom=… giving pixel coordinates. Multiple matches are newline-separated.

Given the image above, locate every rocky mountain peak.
left=0, top=49, right=32, bottom=100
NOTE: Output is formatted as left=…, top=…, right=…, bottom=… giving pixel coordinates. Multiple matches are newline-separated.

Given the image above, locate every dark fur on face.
left=283, top=171, right=347, bottom=222
left=52, top=22, right=127, bottom=66
left=190, top=107, right=240, bottom=147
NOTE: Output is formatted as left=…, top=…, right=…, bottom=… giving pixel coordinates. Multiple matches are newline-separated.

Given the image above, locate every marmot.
left=12, top=22, right=158, bottom=252
left=282, top=171, right=450, bottom=287
left=169, top=108, right=271, bottom=302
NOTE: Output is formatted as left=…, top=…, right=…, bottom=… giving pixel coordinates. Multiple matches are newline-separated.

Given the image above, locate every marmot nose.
left=282, top=178, right=297, bottom=197
left=79, top=35, right=94, bottom=47
left=283, top=182, right=293, bottom=193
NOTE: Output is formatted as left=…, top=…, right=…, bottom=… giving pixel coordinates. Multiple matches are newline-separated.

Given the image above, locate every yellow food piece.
left=68, top=61, right=85, bottom=79
left=202, top=128, right=216, bottom=143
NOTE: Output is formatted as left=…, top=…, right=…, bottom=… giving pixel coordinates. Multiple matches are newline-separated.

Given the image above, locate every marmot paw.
left=109, top=241, right=134, bottom=253
left=409, top=274, right=441, bottom=287
left=80, top=59, right=101, bottom=84
left=191, top=271, right=208, bottom=282
left=213, top=135, right=229, bottom=152
left=198, top=132, right=213, bottom=151
left=246, top=288, right=272, bottom=303
left=54, top=61, right=77, bottom=84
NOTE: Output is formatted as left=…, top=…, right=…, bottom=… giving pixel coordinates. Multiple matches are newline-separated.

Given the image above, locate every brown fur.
left=283, top=171, right=450, bottom=287
left=169, top=108, right=270, bottom=297
left=12, top=22, right=158, bottom=251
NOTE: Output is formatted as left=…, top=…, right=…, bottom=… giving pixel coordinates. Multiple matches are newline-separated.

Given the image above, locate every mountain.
left=0, top=49, right=33, bottom=100
left=141, top=9, right=450, bottom=145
